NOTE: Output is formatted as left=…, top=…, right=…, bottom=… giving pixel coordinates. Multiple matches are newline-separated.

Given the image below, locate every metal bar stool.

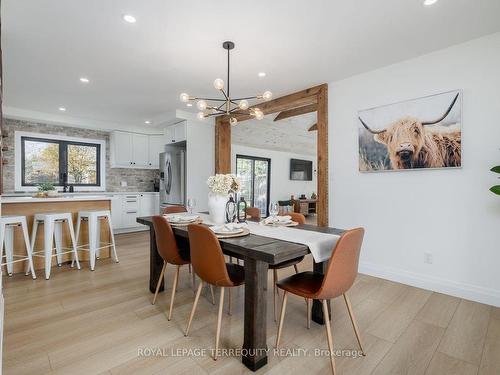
left=0, top=216, right=36, bottom=279
left=73, top=210, right=118, bottom=271
left=31, top=212, right=81, bottom=279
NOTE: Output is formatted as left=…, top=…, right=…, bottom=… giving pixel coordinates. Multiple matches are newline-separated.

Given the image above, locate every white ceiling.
left=232, top=113, right=317, bottom=155
left=3, top=0, right=500, bottom=130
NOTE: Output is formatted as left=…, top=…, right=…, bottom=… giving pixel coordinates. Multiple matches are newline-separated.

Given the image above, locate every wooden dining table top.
left=136, top=216, right=345, bottom=265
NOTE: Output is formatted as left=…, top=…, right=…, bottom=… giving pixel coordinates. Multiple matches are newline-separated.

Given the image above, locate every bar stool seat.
left=0, top=216, right=36, bottom=279
left=74, top=210, right=118, bottom=271
left=31, top=212, right=81, bottom=280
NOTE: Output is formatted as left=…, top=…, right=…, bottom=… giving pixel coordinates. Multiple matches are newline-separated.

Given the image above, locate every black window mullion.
left=59, top=141, right=67, bottom=186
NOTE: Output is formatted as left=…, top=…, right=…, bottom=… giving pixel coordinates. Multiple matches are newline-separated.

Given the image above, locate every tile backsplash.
left=3, top=118, right=159, bottom=193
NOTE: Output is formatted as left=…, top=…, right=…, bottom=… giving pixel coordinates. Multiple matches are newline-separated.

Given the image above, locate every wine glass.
left=268, top=201, right=279, bottom=225
left=187, top=198, right=196, bottom=214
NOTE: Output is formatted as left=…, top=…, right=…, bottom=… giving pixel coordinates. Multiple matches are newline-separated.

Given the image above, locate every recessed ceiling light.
left=424, top=0, right=438, bottom=5
left=144, top=120, right=151, bottom=124
left=79, top=77, right=89, bottom=83
left=123, top=14, right=136, bottom=23
left=258, top=72, right=266, bottom=77
left=186, top=103, right=193, bottom=107
left=58, top=107, right=66, bottom=112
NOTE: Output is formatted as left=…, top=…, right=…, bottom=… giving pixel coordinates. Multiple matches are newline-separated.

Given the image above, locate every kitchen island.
left=1, top=195, right=112, bottom=274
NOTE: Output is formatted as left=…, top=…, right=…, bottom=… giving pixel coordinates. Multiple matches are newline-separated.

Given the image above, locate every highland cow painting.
left=358, top=90, right=462, bottom=172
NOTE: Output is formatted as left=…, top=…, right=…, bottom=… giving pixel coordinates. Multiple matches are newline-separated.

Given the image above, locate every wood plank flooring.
left=2, top=231, right=498, bottom=375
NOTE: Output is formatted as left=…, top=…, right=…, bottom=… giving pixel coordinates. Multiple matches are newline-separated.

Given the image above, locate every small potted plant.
left=36, top=182, right=58, bottom=198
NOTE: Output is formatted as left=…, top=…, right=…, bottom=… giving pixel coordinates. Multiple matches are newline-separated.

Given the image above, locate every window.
left=16, top=132, right=105, bottom=191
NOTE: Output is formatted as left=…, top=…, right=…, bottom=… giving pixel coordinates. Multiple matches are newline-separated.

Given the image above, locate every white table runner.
left=178, top=213, right=340, bottom=263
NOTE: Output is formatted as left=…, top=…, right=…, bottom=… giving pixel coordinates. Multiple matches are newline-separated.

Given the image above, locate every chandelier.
left=179, top=41, right=272, bottom=126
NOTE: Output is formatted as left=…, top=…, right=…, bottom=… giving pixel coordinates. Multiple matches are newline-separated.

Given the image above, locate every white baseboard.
left=359, top=261, right=500, bottom=308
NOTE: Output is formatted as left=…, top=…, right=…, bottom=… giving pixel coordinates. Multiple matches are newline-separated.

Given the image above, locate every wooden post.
left=215, top=117, right=231, bottom=173
left=316, top=84, right=329, bottom=226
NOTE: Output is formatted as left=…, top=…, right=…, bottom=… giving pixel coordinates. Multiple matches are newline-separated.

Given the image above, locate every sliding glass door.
left=236, top=155, right=271, bottom=217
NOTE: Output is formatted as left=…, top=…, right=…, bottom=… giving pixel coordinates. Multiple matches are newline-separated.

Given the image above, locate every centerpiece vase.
left=208, top=192, right=228, bottom=225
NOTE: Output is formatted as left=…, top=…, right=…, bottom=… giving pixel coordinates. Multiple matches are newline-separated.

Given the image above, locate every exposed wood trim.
left=308, top=123, right=317, bottom=132
left=274, top=104, right=317, bottom=122
left=316, top=85, right=328, bottom=226
left=215, top=116, right=231, bottom=173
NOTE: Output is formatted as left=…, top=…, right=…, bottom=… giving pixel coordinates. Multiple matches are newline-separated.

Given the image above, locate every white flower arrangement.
left=207, top=174, right=241, bottom=195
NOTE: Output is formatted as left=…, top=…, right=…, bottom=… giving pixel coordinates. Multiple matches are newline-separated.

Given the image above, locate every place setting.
left=260, top=202, right=299, bottom=227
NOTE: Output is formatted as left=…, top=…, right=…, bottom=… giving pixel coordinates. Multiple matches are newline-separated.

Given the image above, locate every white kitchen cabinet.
left=139, top=193, right=159, bottom=216
left=110, top=131, right=133, bottom=168
left=132, top=134, right=149, bottom=167
left=148, top=135, right=165, bottom=168
left=164, top=122, right=186, bottom=144
left=121, top=194, right=140, bottom=228
left=110, top=195, right=123, bottom=229
left=111, top=193, right=160, bottom=233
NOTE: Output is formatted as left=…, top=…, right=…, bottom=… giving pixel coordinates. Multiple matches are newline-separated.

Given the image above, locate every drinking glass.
left=269, top=201, right=279, bottom=225
left=187, top=198, right=196, bottom=214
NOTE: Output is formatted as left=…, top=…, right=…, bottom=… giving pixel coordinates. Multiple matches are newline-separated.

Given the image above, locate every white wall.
left=231, top=144, right=317, bottom=202
left=329, top=32, right=500, bottom=306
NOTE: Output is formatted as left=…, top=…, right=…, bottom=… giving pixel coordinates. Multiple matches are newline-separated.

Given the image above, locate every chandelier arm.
left=233, top=96, right=259, bottom=101
left=216, top=102, right=226, bottom=110
left=220, top=89, right=229, bottom=101
left=227, top=45, right=230, bottom=98
left=194, top=97, right=227, bottom=102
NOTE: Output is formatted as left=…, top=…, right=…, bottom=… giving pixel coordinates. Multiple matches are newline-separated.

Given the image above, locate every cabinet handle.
left=126, top=200, right=137, bottom=203
left=172, top=140, right=175, bottom=143
left=126, top=211, right=137, bottom=214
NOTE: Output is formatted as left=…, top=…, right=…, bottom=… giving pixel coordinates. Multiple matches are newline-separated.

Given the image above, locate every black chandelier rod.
left=227, top=46, right=230, bottom=99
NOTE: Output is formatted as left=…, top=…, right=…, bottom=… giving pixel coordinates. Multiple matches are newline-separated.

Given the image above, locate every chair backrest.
left=187, top=224, right=233, bottom=287
left=316, top=228, right=364, bottom=299
left=162, top=205, right=187, bottom=215
left=246, top=207, right=260, bottom=221
left=288, top=212, right=306, bottom=224
left=152, top=216, right=185, bottom=265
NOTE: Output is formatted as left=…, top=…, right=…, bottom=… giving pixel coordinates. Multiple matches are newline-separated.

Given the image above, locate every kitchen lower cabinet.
left=111, top=193, right=159, bottom=233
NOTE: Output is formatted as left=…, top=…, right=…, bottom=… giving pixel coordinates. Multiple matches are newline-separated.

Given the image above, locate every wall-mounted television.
left=290, top=159, right=313, bottom=181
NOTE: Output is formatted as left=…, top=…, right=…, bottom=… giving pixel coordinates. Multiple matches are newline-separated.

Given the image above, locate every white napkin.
left=263, top=215, right=292, bottom=225
left=210, top=222, right=246, bottom=233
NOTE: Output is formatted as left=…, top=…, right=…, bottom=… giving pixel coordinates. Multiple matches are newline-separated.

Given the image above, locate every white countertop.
left=1, top=195, right=113, bottom=203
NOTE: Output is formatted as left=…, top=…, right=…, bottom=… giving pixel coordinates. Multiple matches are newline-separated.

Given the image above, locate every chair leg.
left=275, top=291, right=288, bottom=347
left=4, top=226, right=14, bottom=276
left=54, top=222, right=63, bottom=266
left=43, top=220, right=55, bottom=280
left=229, top=256, right=233, bottom=264
left=152, top=261, right=167, bottom=305
left=294, top=264, right=299, bottom=273
left=228, top=288, right=232, bottom=315
left=185, top=281, right=203, bottom=336
left=273, top=269, right=279, bottom=322
left=214, top=286, right=225, bottom=361
left=168, top=265, right=180, bottom=321
left=106, top=215, right=119, bottom=263
left=21, top=219, right=36, bottom=279
left=322, top=300, right=336, bottom=375
left=307, top=298, right=311, bottom=329
left=192, top=271, right=196, bottom=291
left=209, top=285, right=215, bottom=305
left=66, top=216, right=80, bottom=270
left=343, top=293, right=365, bottom=355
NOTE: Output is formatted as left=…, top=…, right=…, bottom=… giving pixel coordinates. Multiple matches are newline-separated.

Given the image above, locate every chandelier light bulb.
left=230, top=117, right=238, bottom=126
left=213, top=78, right=225, bottom=90
left=197, top=112, right=206, bottom=120
left=262, top=91, right=273, bottom=101
left=179, top=93, right=190, bottom=103
left=197, top=100, right=207, bottom=110
left=254, top=109, right=264, bottom=120
left=238, top=100, right=249, bottom=110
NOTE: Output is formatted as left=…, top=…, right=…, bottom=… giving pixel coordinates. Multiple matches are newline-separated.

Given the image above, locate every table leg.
left=242, top=258, right=269, bottom=371
left=149, top=226, right=164, bottom=293
left=312, top=260, right=331, bottom=324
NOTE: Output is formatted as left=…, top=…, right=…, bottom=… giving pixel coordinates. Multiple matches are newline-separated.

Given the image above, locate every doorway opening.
left=236, top=155, right=271, bottom=218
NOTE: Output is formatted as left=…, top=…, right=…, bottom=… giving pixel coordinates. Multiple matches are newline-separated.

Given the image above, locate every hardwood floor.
left=2, top=231, right=498, bottom=375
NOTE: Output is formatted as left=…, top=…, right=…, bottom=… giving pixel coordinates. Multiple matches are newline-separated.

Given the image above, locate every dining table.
left=136, top=215, right=345, bottom=372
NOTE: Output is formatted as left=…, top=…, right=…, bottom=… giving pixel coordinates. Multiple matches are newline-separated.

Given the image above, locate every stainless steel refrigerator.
left=159, top=145, right=186, bottom=211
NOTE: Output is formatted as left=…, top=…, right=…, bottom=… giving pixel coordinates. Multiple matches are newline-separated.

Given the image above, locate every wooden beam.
left=222, top=84, right=324, bottom=123
left=215, top=116, right=231, bottom=173
left=316, top=85, right=328, bottom=227
left=308, top=123, right=317, bottom=132
left=274, top=104, right=317, bottom=122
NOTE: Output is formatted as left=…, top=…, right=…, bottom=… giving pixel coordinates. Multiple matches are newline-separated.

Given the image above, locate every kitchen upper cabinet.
left=132, top=134, right=149, bottom=167
left=148, top=135, right=165, bottom=168
left=111, top=131, right=165, bottom=169
left=164, top=122, right=186, bottom=144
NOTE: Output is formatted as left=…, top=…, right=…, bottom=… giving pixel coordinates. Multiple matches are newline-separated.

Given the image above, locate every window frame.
left=15, top=131, right=106, bottom=192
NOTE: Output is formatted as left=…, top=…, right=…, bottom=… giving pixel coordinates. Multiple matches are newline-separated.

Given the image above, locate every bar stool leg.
left=66, top=215, right=81, bottom=270
left=4, top=226, right=14, bottom=276
left=43, top=219, right=55, bottom=280
left=106, top=215, right=119, bottom=263
left=54, top=222, right=63, bottom=266
left=95, top=218, right=101, bottom=259
left=0, top=223, right=6, bottom=276
left=89, top=215, right=97, bottom=271
left=20, top=218, right=36, bottom=279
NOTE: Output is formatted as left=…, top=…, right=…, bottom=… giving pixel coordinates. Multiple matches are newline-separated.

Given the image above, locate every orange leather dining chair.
left=162, top=205, right=187, bottom=215
left=185, top=224, right=245, bottom=360
left=246, top=207, right=261, bottom=221
left=269, top=212, right=306, bottom=321
left=275, top=228, right=365, bottom=375
left=151, top=216, right=214, bottom=320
